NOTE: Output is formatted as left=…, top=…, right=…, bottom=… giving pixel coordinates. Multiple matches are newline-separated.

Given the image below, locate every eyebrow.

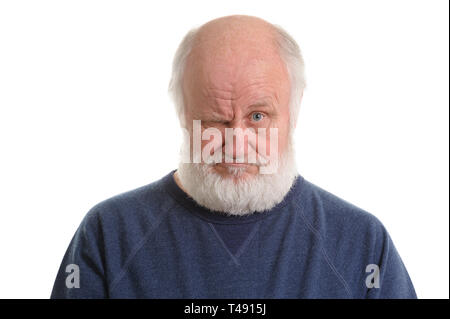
left=247, top=100, right=276, bottom=111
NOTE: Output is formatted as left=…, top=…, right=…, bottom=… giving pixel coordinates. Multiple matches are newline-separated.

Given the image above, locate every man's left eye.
left=251, top=112, right=264, bottom=122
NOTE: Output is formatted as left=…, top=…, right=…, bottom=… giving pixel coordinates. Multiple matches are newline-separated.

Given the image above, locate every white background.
left=0, top=0, right=448, bottom=299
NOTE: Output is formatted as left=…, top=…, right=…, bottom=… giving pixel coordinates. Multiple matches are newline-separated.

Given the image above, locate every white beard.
left=177, top=138, right=298, bottom=216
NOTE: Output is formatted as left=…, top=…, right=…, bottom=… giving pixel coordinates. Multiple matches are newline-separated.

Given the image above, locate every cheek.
left=258, top=119, right=290, bottom=156
left=277, top=127, right=290, bottom=154
left=277, top=109, right=291, bottom=151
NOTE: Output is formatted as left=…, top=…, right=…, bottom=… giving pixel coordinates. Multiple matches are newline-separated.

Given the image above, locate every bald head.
left=189, top=15, right=280, bottom=59
left=169, top=15, right=305, bottom=131
left=184, top=15, right=287, bottom=101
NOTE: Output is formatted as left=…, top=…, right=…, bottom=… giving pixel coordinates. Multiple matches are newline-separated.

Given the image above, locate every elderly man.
left=51, top=15, right=416, bottom=299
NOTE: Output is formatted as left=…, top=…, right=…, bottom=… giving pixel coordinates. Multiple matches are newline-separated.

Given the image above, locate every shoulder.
left=294, top=177, right=390, bottom=297
left=296, top=177, right=387, bottom=242
left=80, top=171, right=178, bottom=239
left=294, top=176, right=391, bottom=279
left=294, top=176, right=415, bottom=298
left=61, top=171, right=179, bottom=286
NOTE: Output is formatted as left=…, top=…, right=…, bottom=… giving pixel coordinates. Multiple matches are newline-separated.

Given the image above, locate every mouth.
left=215, top=163, right=254, bottom=168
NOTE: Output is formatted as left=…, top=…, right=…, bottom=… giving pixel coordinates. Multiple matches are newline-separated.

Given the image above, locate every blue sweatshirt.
left=50, top=170, right=417, bottom=298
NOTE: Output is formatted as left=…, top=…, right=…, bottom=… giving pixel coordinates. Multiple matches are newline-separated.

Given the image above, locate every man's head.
left=169, top=15, right=306, bottom=215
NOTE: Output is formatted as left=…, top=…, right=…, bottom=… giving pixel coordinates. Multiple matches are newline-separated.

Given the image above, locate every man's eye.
left=251, top=112, right=264, bottom=122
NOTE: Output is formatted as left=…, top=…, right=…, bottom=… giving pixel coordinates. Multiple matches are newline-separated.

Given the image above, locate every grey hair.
left=168, top=23, right=306, bottom=130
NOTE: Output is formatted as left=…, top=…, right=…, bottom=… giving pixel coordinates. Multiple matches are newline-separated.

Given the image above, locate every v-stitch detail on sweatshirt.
left=208, top=222, right=260, bottom=266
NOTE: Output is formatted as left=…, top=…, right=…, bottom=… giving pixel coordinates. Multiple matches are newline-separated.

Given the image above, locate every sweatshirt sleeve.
left=365, top=223, right=417, bottom=299
left=50, top=208, right=108, bottom=298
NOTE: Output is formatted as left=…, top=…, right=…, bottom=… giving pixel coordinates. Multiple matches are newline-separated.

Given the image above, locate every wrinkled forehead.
left=183, top=42, right=290, bottom=103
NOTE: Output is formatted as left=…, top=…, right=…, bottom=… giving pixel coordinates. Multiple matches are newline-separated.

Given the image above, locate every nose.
left=222, top=121, right=255, bottom=162
left=232, top=131, right=246, bottom=160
